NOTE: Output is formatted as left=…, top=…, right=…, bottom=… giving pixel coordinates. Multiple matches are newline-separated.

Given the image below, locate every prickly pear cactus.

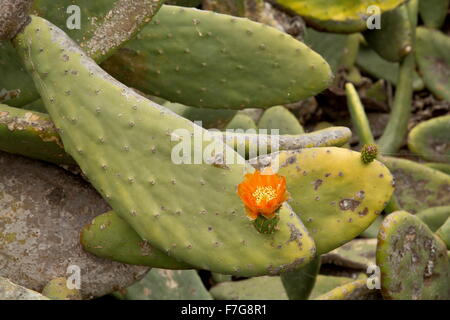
left=382, top=156, right=450, bottom=213
left=280, top=257, right=321, bottom=300
left=416, top=27, right=450, bottom=101
left=0, top=0, right=163, bottom=107
left=100, top=5, right=333, bottom=109
left=408, top=115, right=450, bottom=164
left=377, top=211, right=450, bottom=300
left=226, top=113, right=258, bottom=131
left=0, top=104, right=75, bottom=165
left=255, top=148, right=394, bottom=254
left=419, top=0, right=450, bottom=29
left=14, top=16, right=317, bottom=277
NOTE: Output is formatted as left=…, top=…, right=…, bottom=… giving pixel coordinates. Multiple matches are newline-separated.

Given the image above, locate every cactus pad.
left=81, top=211, right=192, bottom=269
left=258, top=106, right=304, bottom=135
left=382, top=156, right=450, bottom=213
left=408, top=115, right=450, bottom=164
left=277, top=0, right=407, bottom=33
left=255, top=148, right=394, bottom=254
left=416, top=27, right=450, bottom=101
left=101, top=5, right=332, bottom=109
left=377, top=211, right=450, bottom=300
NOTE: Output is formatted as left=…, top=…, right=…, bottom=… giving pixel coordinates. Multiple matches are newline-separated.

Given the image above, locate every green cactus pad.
left=280, top=257, right=321, bottom=300
left=357, top=46, right=424, bottom=91
left=377, top=211, right=450, bottom=300
left=0, top=277, right=49, bottom=300
left=42, top=277, right=82, bottom=300
left=81, top=211, right=192, bottom=269
left=382, top=156, right=450, bottom=213
left=416, top=27, right=450, bottom=101
left=210, top=276, right=288, bottom=300
left=15, top=16, right=316, bottom=277
left=416, top=206, right=450, bottom=232
left=322, top=239, right=377, bottom=270
left=314, top=279, right=381, bottom=300
left=0, top=0, right=163, bottom=107
left=303, top=28, right=351, bottom=73
left=101, top=5, right=332, bottom=109
left=258, top=106, right=304, bottom=135
left=277, top=0, right=407, bottom=33
left=226, top=113, right=258, bottom=131
left=0, top=104, right=75, bottom=165
left=419, top=0, right=449, bottom=29
left=363, top=4, right=412, bottom=62
left=0, top=105, right=349, bottom=167
left=32, top=0, right=164, bottom=61
left=408, top=115, right=450, bottom=164
left=255, top=148, right=394, bottom=254
left=115, top=269, right=212, bottom=300
left=162, top=101, right=237, bottom=129
left=436, top=217, right=450, bottom=250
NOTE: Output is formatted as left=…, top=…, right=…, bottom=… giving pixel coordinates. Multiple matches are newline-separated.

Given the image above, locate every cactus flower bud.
left=361, top=144, right=378, bottom=164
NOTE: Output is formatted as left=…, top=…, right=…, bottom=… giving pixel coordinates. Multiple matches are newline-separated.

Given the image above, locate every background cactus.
left=408, top=115, right=450, bottom=164
left=377, top=211, right=449, bottom=299
left=415, top=27, right=450, bottom=101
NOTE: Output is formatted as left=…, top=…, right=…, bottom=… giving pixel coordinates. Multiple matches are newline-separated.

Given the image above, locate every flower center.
left=252, top=186, right=277, bottom=204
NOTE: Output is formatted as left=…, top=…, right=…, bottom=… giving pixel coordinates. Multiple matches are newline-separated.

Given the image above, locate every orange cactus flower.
left=237, top=168, right=289, bottom=220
